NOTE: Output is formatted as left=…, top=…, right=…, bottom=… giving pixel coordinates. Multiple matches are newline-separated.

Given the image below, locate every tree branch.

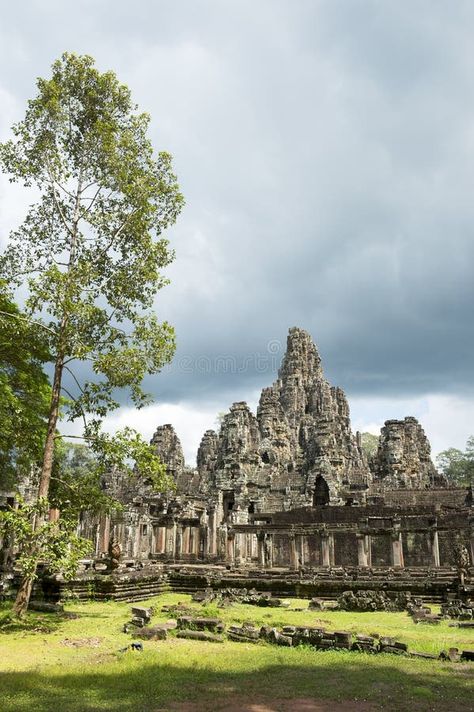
left=60, top=386, right=88, bottom=431
left=0, top=310, right=57, bottom=336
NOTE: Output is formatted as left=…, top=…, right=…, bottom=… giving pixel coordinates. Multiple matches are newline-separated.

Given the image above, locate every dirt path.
left=161, top=698, right=378, bottom=711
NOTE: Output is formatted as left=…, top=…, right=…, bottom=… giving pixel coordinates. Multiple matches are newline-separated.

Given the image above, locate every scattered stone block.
left=163, top=619, right=178, bottom=629
left=393, top=641, right=408, bottom=652
left=259, top=625, right=274, bottom=641
left=176, top=630, right=224, bottom=643
left=439, top=648, right=460, bottom=662
left=136, top=625, right=168, bottom=641
left=356, top=634, right=374, bottom=644
left=308, top=597, right=325, bottom=611
left=177, top=616, right=225, bottom=633
left=264, top=597, right=285, bottom=608
left=228, top=625, right=260, bottom=643
left=379, top=645, right=407, bottom=656
left=131, top=606, right=153, bottom=620
left=334, top=631, right=352, bottom=648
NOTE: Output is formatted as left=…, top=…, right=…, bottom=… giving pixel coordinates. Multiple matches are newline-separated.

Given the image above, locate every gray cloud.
left=1, top=0, right=474, bottom=413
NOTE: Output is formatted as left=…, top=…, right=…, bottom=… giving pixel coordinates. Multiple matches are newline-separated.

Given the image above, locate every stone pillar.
left=431, top=528, right=440, bottom=567
left=257, top=531, right=266, bottom=568
left=357, top=534, right=368, bottom=567
left=298, top=535, right=305, bottom=567
left=321, top=533, right=331, bottom=567
left=234, top=532, right=245, bottom=566
left=182, top=525, right=190, bottom=555
left=391, top=531, right=404, bottom=568
left=199, top=525, right=207, bottom=559
left=365, top=535, right=372, bottom=567
left=328, top=533, right=335, bottom=566
left=97, top=514, right=110, bottom=554
left=154, top=526, right=164, bottom=554
left=166, top=521, right=176, bottom=558
left=252, top=533, right=258, bottom=559
left=245, top=533, right=252, bottom=561
left=470, top=520, right=474, bottom=566
left=265, top=533, right=273, bottom=569
left=208, top=508, right=217, bottom=556
left=175, top=525, right=182, bottom=559
left=226, top=530, right=235, bottom=564
left=289, top=533, right=298, bottom=570
left=133, top=520, right=141, bottom=558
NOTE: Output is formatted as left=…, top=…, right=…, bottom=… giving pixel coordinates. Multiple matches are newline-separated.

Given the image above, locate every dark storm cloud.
left=1, top=0, right=474, bottom=408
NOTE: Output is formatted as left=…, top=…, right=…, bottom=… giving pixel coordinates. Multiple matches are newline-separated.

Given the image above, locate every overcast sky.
left=1, top=1, right=474, bottom=463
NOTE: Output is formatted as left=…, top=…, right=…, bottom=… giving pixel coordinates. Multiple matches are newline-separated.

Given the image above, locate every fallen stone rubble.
left=123, top=606, right=474, bottom=662
left=337, top=589, right=410, bottom=612
left=225, top=623, right=474, bottom=660
left=177, top=615, right=225, bottom=633
left=191, top=587, right=286, bottom=608
left=441, top=599, right=474, bottom=620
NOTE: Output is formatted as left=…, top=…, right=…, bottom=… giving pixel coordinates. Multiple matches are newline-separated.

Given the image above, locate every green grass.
left=0, top=593, right=473, bottom=711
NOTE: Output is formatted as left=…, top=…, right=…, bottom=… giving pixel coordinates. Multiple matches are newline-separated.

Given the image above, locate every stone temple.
left=2, top=328, right=473, bottom=600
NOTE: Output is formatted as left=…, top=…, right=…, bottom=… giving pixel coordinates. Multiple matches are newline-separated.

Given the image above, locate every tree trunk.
left=12, top=350, right=65, bottom=616
left=12, top=574, right=34, bottom=618
left=12, top=173, right=81, bottom=618
left=38, top=350, right=65, bottom=498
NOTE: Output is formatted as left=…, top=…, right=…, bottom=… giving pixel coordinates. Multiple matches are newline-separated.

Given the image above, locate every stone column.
left=199, top=525, right=207, bottom=559
left=97, top=514, right=110, bottom=554
left=161, top=526, right=167, bottom=554
left=431, top=527, right=440, bottom=567
left=245, top=533, right=252, bottom=561
left=182, top=525, right=189, bottom=555
left=166, top=521, right=176, bottom=558
left=391, top=530, right=404, bottom=568
left=133, top=520, right=141, bottom=558
left=365, top=535, right=372, bottom=567
left=257, top=531, right=266, bottom=568
left=289, top=533, right=298, bottom=570
left=357, top=533, right=368, bottom=567
left=234, top=532, right=241, bottom=565
left=328, top=533, right=335, bottom=566
left=470, top=520, right=474, bottom=566
left=265, top=533, right=273, bottom=569
left=175, top=525, right=182, bottom=559
left=208, top=508, right=217, bottom=556
left=252, top=533, right=258, bottom=559
left=321, top=533, right=331, bottom=567
left=298, top=535, right=305, bottom=567
left=226, top=530, right=235, bottom=564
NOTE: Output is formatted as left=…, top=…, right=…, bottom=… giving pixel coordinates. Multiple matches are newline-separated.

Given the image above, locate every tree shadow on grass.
left=0, top=610, right=69, bottom=635
left=0, top=602, right=122, bottom=635
left=1, top=655, right=472, bottom=712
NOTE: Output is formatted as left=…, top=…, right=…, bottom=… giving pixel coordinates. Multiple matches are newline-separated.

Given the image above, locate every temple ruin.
left=2, top=327, right=473, bottom=600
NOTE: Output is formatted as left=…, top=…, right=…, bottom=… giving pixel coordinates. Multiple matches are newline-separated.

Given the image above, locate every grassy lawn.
left=0, top=593, right=473, bottom=711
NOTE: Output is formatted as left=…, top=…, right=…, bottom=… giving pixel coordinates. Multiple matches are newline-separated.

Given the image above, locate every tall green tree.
left=0, top=284, right=51, bottom=488
left=436, top=437, right=474, bottom=487
left=359, top=432, right=379, bottom=460
left=0, top=52, right=183, bottom=616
